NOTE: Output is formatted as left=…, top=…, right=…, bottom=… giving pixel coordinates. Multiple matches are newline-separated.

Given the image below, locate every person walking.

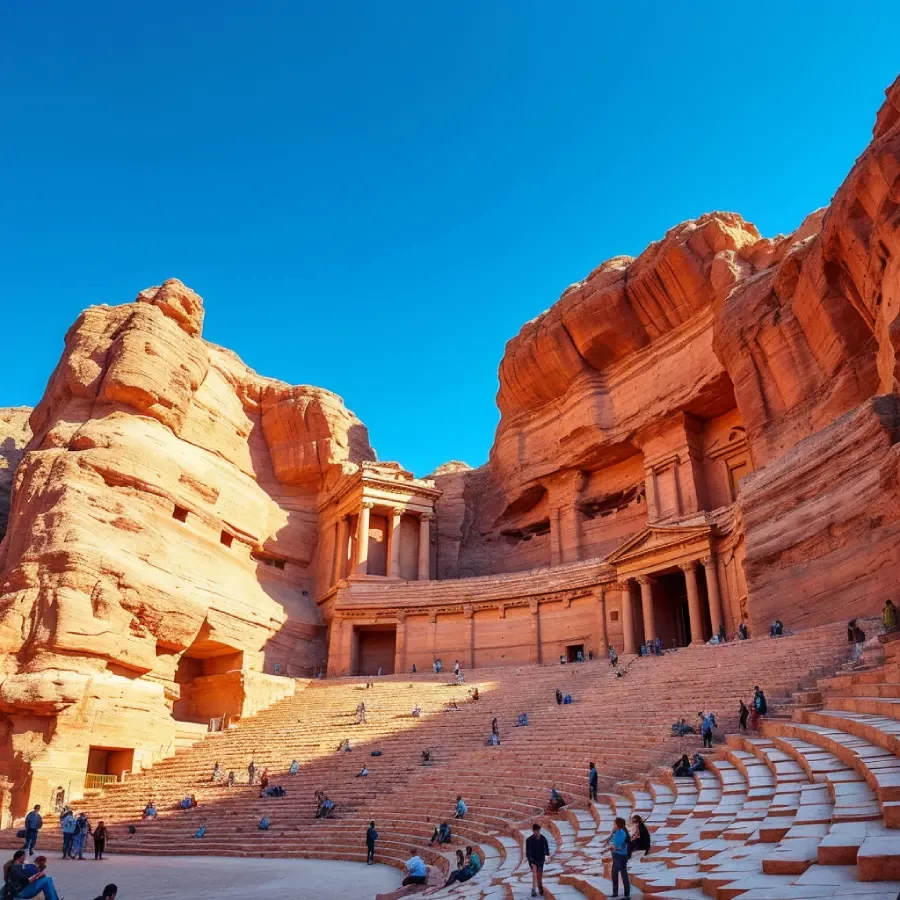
left=739, top=700, right=750, bottom=732
left=22, top=805, right=42, bottom=856
left=365, top=820, right=378, bottom=865
left=60, top=810, right=77, bottom=860
left=93, top=821, right=108, bottom=860
left=525, top=822, right=550, bottom=897
left=609, top=816, right=631, bottom=898
left=589, top=762, right=598, bottom=801
left=247, top=759, right=256, bottom=786
left=698, top=711, right=717, bottom=749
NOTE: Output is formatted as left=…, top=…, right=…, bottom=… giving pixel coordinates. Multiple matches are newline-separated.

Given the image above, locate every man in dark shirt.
left=525, top=822, right=550, bottom=897
left=366, top=820, right=378, bottom=865
left=7, top=854, right=61, bottom=900
left=23, top=805, right=42, bottom=856
left=589, top=762, right=598, bottom=801
left=92, top=885, right=118, bottom=900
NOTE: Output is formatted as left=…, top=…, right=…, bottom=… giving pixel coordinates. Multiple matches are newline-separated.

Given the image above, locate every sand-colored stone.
left=0, top=408, right=31, bottom=541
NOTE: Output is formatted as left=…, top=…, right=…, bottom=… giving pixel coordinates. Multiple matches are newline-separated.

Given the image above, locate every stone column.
left=620, top=580, right=637, bottom=655
left=594, top=587, right=609, bottom=657
left=638, top=575, right=656, bottom=644
left=395, top=610, right=407, bottom=673
left=388, top=507, right=403, bottom=578
left=681, top=561, right=704, bottom=645
left=417, top=512, right=432, bottom=581
left=355, top=502, right=373, bottom=575
left=703, top=556, right=724, bottom=637
left=529, top=599, right=542, bottom=665
left=464, top=604, right=475, bottom=669
left=332, top=516, right=348, bottom=585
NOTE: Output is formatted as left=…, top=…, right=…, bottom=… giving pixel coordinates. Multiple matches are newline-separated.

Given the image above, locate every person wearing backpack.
left=366, top=820, right=378, bottom=864
left=22, top=806, right=42, bottom=857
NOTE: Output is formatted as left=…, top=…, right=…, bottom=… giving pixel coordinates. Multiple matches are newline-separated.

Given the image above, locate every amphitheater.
left=2, top=76, right=900, bottom=900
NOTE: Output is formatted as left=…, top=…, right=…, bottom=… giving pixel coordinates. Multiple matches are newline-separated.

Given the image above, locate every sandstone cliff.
left=0, top=408, right=31, bottom=542
left=0, top=280, right=373, bottom=815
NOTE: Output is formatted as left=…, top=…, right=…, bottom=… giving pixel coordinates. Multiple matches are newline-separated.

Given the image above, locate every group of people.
left=4, top=849, right=119, bottom=900
left=554, top=688, right=573, bottom=705
left=22, top=804, right=107, bottom=864
left=673, top=752, right=706, bottom=777
left=638, top=637, right=664, bottom=656
left=739, top=686, right=768, bottom=732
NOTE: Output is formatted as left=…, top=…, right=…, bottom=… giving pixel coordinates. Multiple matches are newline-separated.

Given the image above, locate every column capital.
left=529, top=598, right=540, bottom=615
left=636, top=574, right=654, bottom=586
left=701, top=555, right=716, bottom=568
left=613, top=581, right=631, bottom=592
left=395, top=609, right=407, bottom=623
left=679, top=560, right=697, bottom=573
left=463, top=604, right=474, bottom=620
left=360, top=501, right=375, bottom=510
left=420, top=511, right=434, bottom=521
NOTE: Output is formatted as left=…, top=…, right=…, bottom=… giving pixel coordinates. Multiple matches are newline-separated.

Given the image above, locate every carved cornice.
left=463, top=604, right=474, bottom=619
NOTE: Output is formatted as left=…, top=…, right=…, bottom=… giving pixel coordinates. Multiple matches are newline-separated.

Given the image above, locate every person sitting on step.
left=356, top=766, right=369, bottom=777
left=444, top=846, right=481, bottom=887
left=546, top=787, right=566, bottom=814
left=627, top=814, right=651, bottom=858
left=142, top=801, right=157, bottom=819
left=671, top=718, right=695, bottom=737
left=226, top=771, right=235, bottom=786
left=516, top=712, right=529, bottom=727
left=411, top=705, right=421, bottom=718
left=211, top=761, right=221, bottom=783
left=401, top=849, right=427, bottom=886
left=672, top=754, right=691, bottom=777
left=355, top=701, right=367, bottom=725
left=689, top=752, right=706, bottom=774
left=422, top=748, right=432, bottom=765
left=288, top=759, right=300, bottom=775
left=430, top=822, right=451, bottom=844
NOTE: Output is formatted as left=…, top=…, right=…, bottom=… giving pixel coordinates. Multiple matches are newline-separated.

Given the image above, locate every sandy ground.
left=22, top=854, right=402, bottom=900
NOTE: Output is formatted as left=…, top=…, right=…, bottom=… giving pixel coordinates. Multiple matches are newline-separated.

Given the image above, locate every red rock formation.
left=0, top=408, right=31, bottom=541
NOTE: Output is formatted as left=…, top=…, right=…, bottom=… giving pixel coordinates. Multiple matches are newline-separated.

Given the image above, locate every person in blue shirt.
left=22, top=805, right=42, bottom=856
left=589, top=762, right=599, bottom=801
left=454, top=796, right=467, bottom=818
left=608, top=816, right=630, bottom=897
left=698, top=711, right=717, bottom=748
left=402, top=851, right=427, bottom=886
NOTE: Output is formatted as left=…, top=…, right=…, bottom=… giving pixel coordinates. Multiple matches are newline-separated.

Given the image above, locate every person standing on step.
left=698, top=711, right=716, bottom=749
left=454, top=795, right=467, bottom=818
left=247, top=758, right=256, bottom=786
left=365, top=820, right=378, bottom=865
left=60, top=810, right=77, bottom=860
left=589, top=762, right=598, bottom=801
left=93, top=820, right=108, bottom=860
left=738, top=620, right=749, bottom=640
left=454, top=659, right=460, bottom=677
left=885, top=599, right=898, bottom=632
left=753, top=686, right=768, bottom=716
left=401, top=849, right=427, bottom=886
left=609, top=645, right=618, bottom=667
left=609, top=816, right=631, bottom=898
left=22, top=805, right=42, bottom=857
left=555, top=688, right=563, bottom=705
left=525, top=822, right=550, bottom=897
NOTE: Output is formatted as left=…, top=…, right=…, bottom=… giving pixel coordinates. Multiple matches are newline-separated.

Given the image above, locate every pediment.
left=606, top=524, right=712, bottom=566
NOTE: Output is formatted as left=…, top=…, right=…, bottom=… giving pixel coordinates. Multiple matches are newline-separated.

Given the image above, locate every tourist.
left=672, top=755, right=691, bottom=778
left=738, top=621, right=749, bottom=640
left=739, top=700, right=750, bottom=732
left=753, top=686, right=768, bottom=717
left=884, top=599, right=898, bottom=632
left=445, top=845, right=481, bottom=887
left=454, top=659, right=460, bottom=676
left=314, top=791, right=335, bottom=819
left=259, top=768, right=270, bottom=790
left=555, top=688, right=563, bottom=705
left=411, top=663, right=417, bottom=674
left=608, top=816, right=631, bottom=898
left=355, top=701, right=367, bottom=725
left=226, top=771, right=235, bottom=787
left=93, top=821, right=108, bottom=860
left=445, top=701, right=459, bottom=712
left=401, top=849, right=427, bottom=886
left=769, top=619, right=784, bottom=637
left=516, top=712, right=529, bottom=727
left=576, top=649, right=584, bottom=662
left=434, top=658, right=443, bottom=674
left=366, top=821, right=378, bottom=865
left=60, top=810, right=77, bottom=859
left=247, top=759, right=256, bottom=786
left=589, top=762, right=598, bottom=801
left=546, top=788, right=566, bottom=814
left=376, top=666, right=383, bottom=676
left=849, top=620, right=867, bottom=660
left=5, top=850, right=61, bottom=900
left=609, top=646, right=618, bottom=667
left=4, top=849, right=26, bottom=885
left=454, top=795, right=467, bottom=818
left=471, top=687, right=479, bottom=700
left=422, top=749, right=432, bottom=765
left=456, top=669, right=465, bottom=685
left=689, top=752, right=706, bottom=774
left=491, top=716, right=499, bottom=738
left=698, top=711, right=717, bottom=749
left=563, top=693, right=572, bottom=704
left=430, top=822, right=451, bottom=845
left=655, top=636, right=663, bottom=656
left=525, top=823, right=550, bottom=898
left=411, top=705, right=421, bottom=718
left=337, top=739, right=351, bottom=752
left=22, top=805, right=42, bottom=856
left=356, top=765, right=369, bottom=777
left=671, top=718, right=695, bottom=737
left=289, top=759, right=300, bottom=775
left=72, top=812, right=90, bottom=859
left=142, top=801, right=157, bottom=819
left=53, top=789, right=65, bottom=815
left=211, top=761, right=221, bottom=783
left=718, top=624, right=726, bottom=643
left=90, top=884, right=117, bottom=900
left=444, top=849, right=467, bottom=887
left=628, top=814, right=651, bottom=858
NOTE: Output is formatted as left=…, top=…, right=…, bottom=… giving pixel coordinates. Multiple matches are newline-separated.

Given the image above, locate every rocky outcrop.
left=0, top=280, right=373, bottom=816
left=0, top=408, right=30, bottom=542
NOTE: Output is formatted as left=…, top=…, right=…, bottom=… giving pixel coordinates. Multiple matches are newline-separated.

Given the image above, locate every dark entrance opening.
left=355, top=626, right=396, bottom=676
left=566, top=643, right=585, bottom=663
left=654, top=571, right=691, bottom=649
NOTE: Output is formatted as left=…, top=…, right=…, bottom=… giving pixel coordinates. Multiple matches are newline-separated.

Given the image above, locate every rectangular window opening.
left=173, top=505, right=188, bottom=523
left=220, top=530, right=234, bottom=548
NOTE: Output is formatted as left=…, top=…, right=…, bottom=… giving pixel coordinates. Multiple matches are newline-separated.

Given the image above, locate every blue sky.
left=2, top=3, right=897, bottom=476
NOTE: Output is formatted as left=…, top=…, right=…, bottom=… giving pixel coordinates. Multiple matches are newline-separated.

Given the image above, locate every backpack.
left=259, top=817, right=270, bottom=830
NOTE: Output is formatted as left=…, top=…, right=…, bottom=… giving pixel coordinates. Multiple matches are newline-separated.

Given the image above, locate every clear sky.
left=2, top=3, right=898, bottom=476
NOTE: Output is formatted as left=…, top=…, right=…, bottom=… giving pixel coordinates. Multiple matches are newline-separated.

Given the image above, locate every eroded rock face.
left=0, top=280, right=373, bottom=815
left=0, top=409, right=31, bottom=542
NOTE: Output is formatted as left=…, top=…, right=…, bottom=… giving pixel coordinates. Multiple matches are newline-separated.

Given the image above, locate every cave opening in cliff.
left=173, top=626, right=245, bottom=725
left=85, top=746, right=135, bottom=789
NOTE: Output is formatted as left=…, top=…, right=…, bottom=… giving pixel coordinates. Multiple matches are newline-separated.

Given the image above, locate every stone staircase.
left=3, top=621, right=884, bottom=900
